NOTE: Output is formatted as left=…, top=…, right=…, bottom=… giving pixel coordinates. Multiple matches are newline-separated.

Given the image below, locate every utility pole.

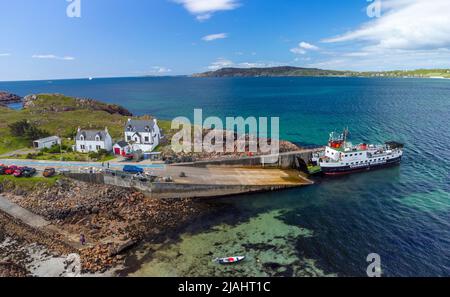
left=60, top=136, right=63, bottom=161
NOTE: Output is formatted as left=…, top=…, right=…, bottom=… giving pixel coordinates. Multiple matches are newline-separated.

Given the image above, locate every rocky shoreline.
left=23, top=94, right=133, bottom=116
left=160, top=130, right=301, bottom=164
left=0, top=177, right=211, bottom=276
left=0, top=91, right=22, bottom=107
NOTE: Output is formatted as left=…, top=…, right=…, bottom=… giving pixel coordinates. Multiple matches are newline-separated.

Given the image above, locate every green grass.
left=0, top=175, right=59, bottom=191
left=0, top=95, right=173, bottom=158
left=8, top=151, right=116, bottom=162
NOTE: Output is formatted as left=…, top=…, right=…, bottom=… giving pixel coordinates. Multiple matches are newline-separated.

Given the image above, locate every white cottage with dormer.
left=125, top=119, right=161, bottom=152
left=75, top=127, right=113, bottom=153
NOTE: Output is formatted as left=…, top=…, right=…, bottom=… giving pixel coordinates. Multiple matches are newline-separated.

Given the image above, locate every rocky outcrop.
left=23, top=94, right=133, bottom=116
left=0, top=91, right=22, bottom=106
left=161, top=129, right=301, bottom=164
left=2, top=178, right=208, bottom=273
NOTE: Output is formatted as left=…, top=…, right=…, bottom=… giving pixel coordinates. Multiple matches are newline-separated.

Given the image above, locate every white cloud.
left=174, top=0, right=240, bottom=21
left=0, top=53, right=11, bottom=57
left=207, top=58, right=283, bottom=71
left=32, top=54, right=75, bottom=61
left=307, top=48, right=450, bottom=71
left=343, top=52, right=370, bottom=57
left=313, top=0, right=450, bottom=70
left=299, top=42, right=319, bottom=50
left=202, top=33, right=228, bottom=42
left=323, top=0, right=450, bottom=51
left=290, top=42, right=319, bottom=55
left=207, top=58, right=234, bottom=70
left=151, top=66, right=172, bottom=74
left=290, top=48, right=306, bottom=55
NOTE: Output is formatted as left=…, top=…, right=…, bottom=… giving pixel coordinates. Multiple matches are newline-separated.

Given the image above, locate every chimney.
left=105, top=127, right=108, bottom=133
left=77, top=127, right=81, bottom=133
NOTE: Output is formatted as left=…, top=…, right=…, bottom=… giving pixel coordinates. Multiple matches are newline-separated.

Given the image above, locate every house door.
left=114, top=148, right=121, bottom=155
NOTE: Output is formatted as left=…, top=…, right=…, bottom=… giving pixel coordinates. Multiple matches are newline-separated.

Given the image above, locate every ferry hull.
left=321, top=156, right=402, bottom=176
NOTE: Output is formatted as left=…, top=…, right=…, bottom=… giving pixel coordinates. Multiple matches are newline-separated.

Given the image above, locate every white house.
left=33, top=136, right=61, bottom=150
left=75, top=127, right=113, bottom=153
left=124, top=119, right=162, bottom=152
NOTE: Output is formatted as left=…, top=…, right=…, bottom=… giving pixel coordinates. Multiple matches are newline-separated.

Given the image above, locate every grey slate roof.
left=34, top=136, right=60, bottom=143
left=76, top=130, right=109, bottom=141
left=114, top=140, right=129, bottom=148
left=125, top=119, right=155, bottom=133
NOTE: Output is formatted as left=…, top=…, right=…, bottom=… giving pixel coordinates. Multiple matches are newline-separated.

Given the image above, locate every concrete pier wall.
left=64, top=172, right=302, bottom=199
left=173, top=150, right=321, bottom=170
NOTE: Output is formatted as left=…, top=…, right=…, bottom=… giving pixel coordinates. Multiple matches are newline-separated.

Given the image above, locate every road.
left=0, top=158, right=312, bottom=186
left=0, top=158, right=166, bottom=171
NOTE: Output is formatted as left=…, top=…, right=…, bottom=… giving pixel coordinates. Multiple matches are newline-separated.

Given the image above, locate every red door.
left=114, top=148, right=121, bottom=155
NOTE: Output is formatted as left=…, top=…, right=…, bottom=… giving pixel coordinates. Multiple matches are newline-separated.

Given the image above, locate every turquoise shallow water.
left=1, top=77, right=450, bottom=276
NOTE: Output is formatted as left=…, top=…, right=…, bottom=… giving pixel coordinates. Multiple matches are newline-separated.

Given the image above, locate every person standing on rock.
left=80, top=234, right=86, bottom=246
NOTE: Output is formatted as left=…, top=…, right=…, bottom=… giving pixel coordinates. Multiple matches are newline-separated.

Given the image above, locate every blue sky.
left=1, top=0, right=450, bottom=81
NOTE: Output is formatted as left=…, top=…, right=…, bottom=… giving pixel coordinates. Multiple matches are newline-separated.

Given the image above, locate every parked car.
left=123, top=165, right=144, bottom=174
left=22, top=167, right=37, bottom=177
left=13, top=167, right=25, bottom=177
left=5, top=165, right=18, bottom=175
left=0, top=165, right=7, bottom=175
left=43, top=168, right=56, bottom=178
left=133, top=172, right=148, bottom=182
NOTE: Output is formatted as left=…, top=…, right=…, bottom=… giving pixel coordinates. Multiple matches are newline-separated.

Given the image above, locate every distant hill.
left=192, top=66, right=450, bottom=79
left=192, top=66, right=346, bottom=77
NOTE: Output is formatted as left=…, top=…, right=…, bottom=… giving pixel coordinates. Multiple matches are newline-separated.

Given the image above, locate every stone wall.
left=173, top=150, right=317, bottom=170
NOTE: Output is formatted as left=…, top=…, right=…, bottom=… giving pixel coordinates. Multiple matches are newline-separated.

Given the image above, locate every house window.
left=96, top=145, right=101, bottom=151
left=127, top=136, right=131, bottom=141
left=81, top=145, right=85, bottom=150
left=145, top=136, right=149, bottom=142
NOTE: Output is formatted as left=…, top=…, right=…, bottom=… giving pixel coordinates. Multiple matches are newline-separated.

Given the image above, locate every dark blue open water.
left=1, top=77, right=450, bottom=276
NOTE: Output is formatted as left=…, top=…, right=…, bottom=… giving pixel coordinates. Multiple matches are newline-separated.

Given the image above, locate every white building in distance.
left=75, top=127, right=113, bottom=153
left=33, top=136, right=61, bottom=150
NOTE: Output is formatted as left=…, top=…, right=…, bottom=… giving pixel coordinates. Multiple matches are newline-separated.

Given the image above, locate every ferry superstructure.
left=312, top=130, right=404, bottom=175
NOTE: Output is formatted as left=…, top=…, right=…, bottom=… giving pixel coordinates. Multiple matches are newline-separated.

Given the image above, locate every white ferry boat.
left=312, top=129, right=404, bottom=176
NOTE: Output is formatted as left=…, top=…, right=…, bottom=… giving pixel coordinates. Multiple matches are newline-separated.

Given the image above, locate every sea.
left=1, top=76, right=450, bottom=276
